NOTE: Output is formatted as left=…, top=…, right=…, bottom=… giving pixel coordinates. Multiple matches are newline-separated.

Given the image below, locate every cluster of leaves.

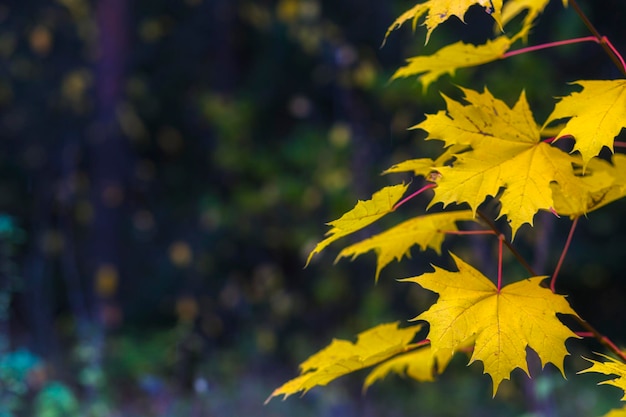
left=268, top=0, right=626, bottom=415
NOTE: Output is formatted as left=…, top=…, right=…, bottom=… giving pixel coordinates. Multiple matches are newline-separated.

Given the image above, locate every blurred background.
left=0, top=0, right=625, bottom=416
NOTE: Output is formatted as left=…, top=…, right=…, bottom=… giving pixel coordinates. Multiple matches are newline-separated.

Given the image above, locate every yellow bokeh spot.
left=169, top=241, right=193, bottom=267
left=29, top=25, right=52, bottom=56
left=328, top=122, right=351, bottom=148
left=95, top=264, right=118, bottom=298
left=176, top=296, right=198, bottom=323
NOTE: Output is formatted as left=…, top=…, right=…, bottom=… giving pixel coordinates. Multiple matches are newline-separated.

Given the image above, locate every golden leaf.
left=306, top=183, right=409, bottom=265
left=402, top=253, right=579, bottom=395
left=266, top=322, right=422, bottom=402
left=544, top=80, right=626, bottom=167
left=337, top=211, right=475, bottom=281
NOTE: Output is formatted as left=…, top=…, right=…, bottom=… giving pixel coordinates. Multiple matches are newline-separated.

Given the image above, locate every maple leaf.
left=383, top=158, right=435, bottom=177
left=602, top=407, right=626, bottom=417
left=336, top=211, right=475, bottom=281
left=384, top=3, right=429, bottom=44
left=382, top=144, right=468, bottom=177
left=544, top=80, right=626, bottom=167
left=385, top=0, right=503, bottom=44
left=501, top=0, right=567, bottom=35
left=552, top=154, right=626, bottom=217
left=392, top=37, right=513, bottom=91
left=580, top=353, right=626, bottom=401
left=402, top=253, right=579, bottom=395
left=306, top=183, right=409, bottom=265
left=415, top=86, right=609, bottom=234
left=364, top=345, right=442, bottom=388
left=266, top=322, right=422, bottom=402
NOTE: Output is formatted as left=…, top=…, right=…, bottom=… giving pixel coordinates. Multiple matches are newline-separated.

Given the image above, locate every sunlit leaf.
left=364, top=345, right=440, bottom=388
left=415, top=86, right=612, bottom=235
left=392, top=37, right=513, bottom=91
left=385, top=0, right=503, bottom=44
left=337, top=211, right=476, bottom=281
left=402, top=253, right=579, bottom=395
left=580, top=353, right=626, bottom=401
left=306, top=183, right=409, bottom=265
left=266, top=322, right=422, bottom=402
left=544, top=80, right=626, bottom=167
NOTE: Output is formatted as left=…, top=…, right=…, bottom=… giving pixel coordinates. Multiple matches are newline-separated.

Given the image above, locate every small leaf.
left=385, top=0, right=503, bottom=44
left=382, top=145, right=467, bottom=177
left=544, top=80, right=626, bottom=167
left=392, top=37, right=512, bottom=91
left=580, top=353, right=626, bottom=401
left=364, top=345, right=441, bottom=388
left=382, top=158, right=435, bottom=177
left=501, top=0, right=551, bottom=35
left=266, top=322, right=422, bottom=402
left=402, top=253, right=579, bottom=395
left=552, top=154, right=626, bottom=217
left=336, top=211, right=476, bottom=281
left=306, top=183, right=409, bottom=265
left=384, top=3, right=429, bottom=44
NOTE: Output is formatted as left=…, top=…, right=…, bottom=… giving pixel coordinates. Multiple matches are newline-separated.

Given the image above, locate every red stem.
left=550, top=217, right=579, bottom=293
left=477, top=210, right=536, bottom=276
left=476, top=214, right=626, bottom=361
left=503, top=34, right=626, bottom=75
left=614, top=141, right=626, bottom=148
left=503, top=36, right=599, bottom=59
left=497, top=234, right=504, bottom=292
left=576, top=326, right=626, bottom=363
left=441, top=230, right=496, bottom=236
left=393, top=183, right=436, bottom=210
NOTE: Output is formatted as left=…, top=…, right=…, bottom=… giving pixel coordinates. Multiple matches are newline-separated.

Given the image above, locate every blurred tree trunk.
left=90, top=0, right=129, bottom=329
left=81, top=0, right=131, bottom=395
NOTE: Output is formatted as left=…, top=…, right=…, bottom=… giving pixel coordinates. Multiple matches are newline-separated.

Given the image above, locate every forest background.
left=0, top=0, right=625, bottom=416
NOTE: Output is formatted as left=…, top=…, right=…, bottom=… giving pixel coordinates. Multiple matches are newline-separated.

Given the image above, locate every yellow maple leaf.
left=382, top=158, right=435, bottom=177
left=306, top=183, right=409, bottom=265
left=385, top=0, right=503, bottom=44
left=266, top=322, right=422, bottom=402
left=384, top=3, right=429, bottom=43
left=602, top=407, right=626, bottom=417
left=382, top=144, right=468, bottom=177
left=580, top=353, right=626, bottom=401
left=336, top=211, right=475, bottom=281
left=392, top=36, right=513, bottom=91
left=552, top=154, right=626, bottom=217
left=402, top=253, right=579, bottom=395
left=415, top=86, right=610, bottom=235
left=544, top=80, right=626, bottom=167
left=501, top=0, right=567, bottom=35
left=364, top=345, right=442, bottom=388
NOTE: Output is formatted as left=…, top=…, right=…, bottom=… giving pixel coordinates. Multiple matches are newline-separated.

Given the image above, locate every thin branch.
left=569, top=0, right=626, bottom=76
left=503, top=34, right=626, bottom=75
left=502, top=36, right=599, bottom=59
left=393, top=183, right=436, bottom=211
left=476, top=210, right=537, bottom=276
left=575, top=318, right=626, bottom=362
left=497, top=234, right=504, bottom=292
left=440, top=229, right=496, bottom=236
left=550, top=216, right=579, bottom=293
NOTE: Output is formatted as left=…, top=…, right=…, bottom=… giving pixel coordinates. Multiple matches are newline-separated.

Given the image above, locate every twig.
left=569, top=0, right=626, bottom=76
left=576, top=320, right=626, bottom=362
left=393, top=183, right=437, bottom=211
left=550, top=216, right=579, bottom=293
left=476, top=210, right=537, bottom=276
